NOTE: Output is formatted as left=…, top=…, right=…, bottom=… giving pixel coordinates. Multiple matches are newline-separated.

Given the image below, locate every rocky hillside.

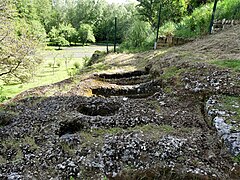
left=0, top=25, right=240, bottom=179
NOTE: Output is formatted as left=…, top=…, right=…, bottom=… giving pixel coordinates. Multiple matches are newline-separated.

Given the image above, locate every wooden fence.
left=157, top=36, right=194, bottom=49
left=212, top=19, right=240, bottom=33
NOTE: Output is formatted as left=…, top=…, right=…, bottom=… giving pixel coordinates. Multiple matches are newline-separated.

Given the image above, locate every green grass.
left=211, top=60, right=240, bottom=72
left=1, top=59, right=79, bottom=99
left=221, top=96, right=240, bottom=121
left=161, top=66, right=184, bottom=79
left=0, top=45, right=107, bottom=101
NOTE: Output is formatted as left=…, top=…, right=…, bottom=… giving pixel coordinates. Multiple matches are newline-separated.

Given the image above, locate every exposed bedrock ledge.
left=206, top=95, right=240, bottom=156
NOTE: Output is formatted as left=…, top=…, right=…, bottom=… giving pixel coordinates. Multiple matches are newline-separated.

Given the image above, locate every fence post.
left=106, top=32, right=109, bottom=54
left=209, top=0, right=218, bottom=34
left=114, top=17, right=117, bottom=53
left=154, top=2, right=162, bottom=50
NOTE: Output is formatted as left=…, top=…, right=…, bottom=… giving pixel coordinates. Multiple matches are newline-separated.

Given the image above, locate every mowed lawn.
left=1, top=45, right=110, bottom=99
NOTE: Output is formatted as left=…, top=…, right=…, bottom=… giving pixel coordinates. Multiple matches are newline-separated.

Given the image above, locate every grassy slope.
left=1, top=25, right=240, bottom=101
left=1, top=45, right=109, bottom=99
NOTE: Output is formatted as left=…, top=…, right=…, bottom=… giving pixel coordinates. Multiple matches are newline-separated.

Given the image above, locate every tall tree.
left=78, top=24, right=95, bottom=46
left=136, top=0, right=187, bottom=29
left=0, top=0, right=41, bottom=84
left=124, top=19, right=153, bottom=48
left=48, top=25, right=70, bottom=49
left=33, top=0, right=53, bottom=33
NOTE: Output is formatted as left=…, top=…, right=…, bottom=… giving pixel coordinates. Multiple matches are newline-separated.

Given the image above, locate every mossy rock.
left=88, top=50, right=105, bottom=66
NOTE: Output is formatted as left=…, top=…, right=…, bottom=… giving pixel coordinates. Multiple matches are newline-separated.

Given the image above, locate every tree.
left=136, top=0, right=187, bottom=29
left=78, top=24, right=95, bottom=46
left=0, top=0, right=41, bottom=84
left=58, top=23, right=78, bottom=44
left=13, top=0, right=47, bottom=41
left=48, top=26, right=70, bottom=49
left=126, top=20, right=153, bottom=48
left=67, top=0, right=102, bottom=29
left=187, top=0, right=215, bottom=13
left=32, top=0, right=53, bottom=33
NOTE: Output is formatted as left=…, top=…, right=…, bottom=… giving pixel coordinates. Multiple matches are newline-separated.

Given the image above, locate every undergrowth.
left=160, top=0, right=240, bottom=39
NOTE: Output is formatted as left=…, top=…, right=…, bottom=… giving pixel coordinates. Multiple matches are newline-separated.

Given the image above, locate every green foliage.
left=159, top=0, right=240, bottom=39
left=216, top=0, right=240, bottom=20
left=188, top=0, right=215, bottom=10
left=83, top=56, right=91, bottom=67
left=70, top=176, right=75, bottom=180
left=159, top=21, right=176, bottom=36
left=0, top=0, right=42, bottom=84
left=55, top=36, right=70, bottom=49
left=49, top=25, right=71, bottom=49
left=127, top=20, right=152, bottom=47
left=175, top=4, right=212, bottom=38
left=13, top=0, right=47, bottom=42
left=120, top=20, right=155, bottom=52
left=67, top=0, right=103, bottom=29
left=78, top=24, right=95, bottom=46
left=233, top=154, right=240, bottom=163
left=0, top=86, right=9, bottom=102
left=136, top=0, right=188, bottom=29
left=73, top=62, right=80, bottom=69
left=102, top=176, right=108, bottom=180
left=32, top=0, right=52, bottom=32
left=58, top=23, right=78, bottom=44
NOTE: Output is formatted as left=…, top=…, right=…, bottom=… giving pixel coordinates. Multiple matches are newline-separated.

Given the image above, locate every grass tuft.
left=211, top=60, right=240, bottom=72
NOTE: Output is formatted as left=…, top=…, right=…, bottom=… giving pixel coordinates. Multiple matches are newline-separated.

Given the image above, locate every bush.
left=173, top=0, right=240, bottom=38
left=48, top=62, right=53, bottom=67
left=159, top=21, right=176, bottom=36
left=73, top=62, right=80, bottom=69
left=174, top=4, right=212, bottom=38
left=216, top=0, right=240, bottom=20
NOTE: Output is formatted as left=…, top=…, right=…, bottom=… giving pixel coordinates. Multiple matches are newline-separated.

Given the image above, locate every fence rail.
left=212, top=19, right=240, bottom=33
left=157, top=36, right=194, bottom=49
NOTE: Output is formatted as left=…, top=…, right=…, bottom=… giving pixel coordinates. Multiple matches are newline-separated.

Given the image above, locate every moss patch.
left=146, top=100, right=161, bottom=113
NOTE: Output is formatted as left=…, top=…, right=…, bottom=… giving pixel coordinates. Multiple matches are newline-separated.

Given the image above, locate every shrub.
left=48, top=62, right=53, bottom=67
left=159, top=21, right=176, bottom=36
left=174, top=4, right=212, bottom=38
left=173, top=0, right=240, bottom=39
left=73, top=62, right=80, bottom=69
left=216, top=0, right=240, bottom=20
